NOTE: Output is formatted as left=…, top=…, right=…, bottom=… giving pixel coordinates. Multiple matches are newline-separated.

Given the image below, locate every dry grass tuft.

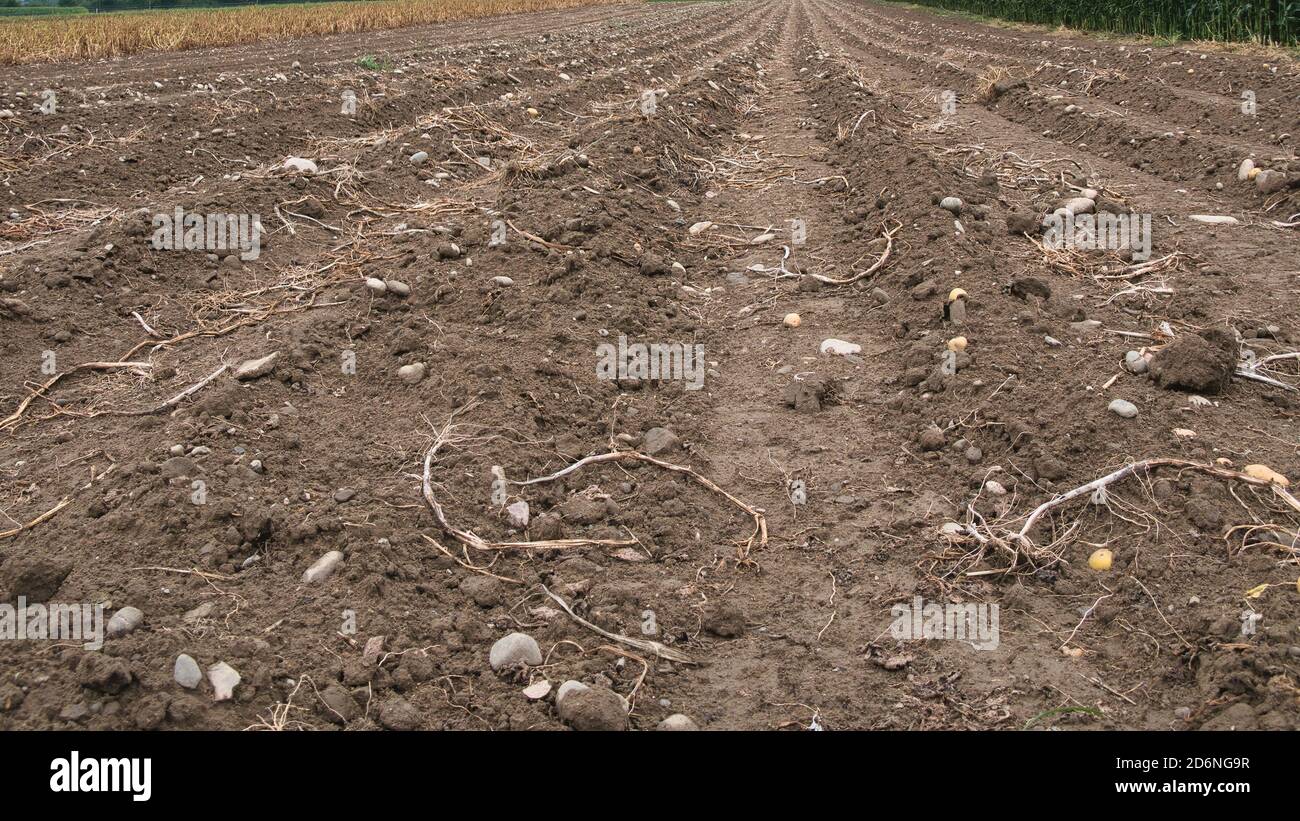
left=0, top=0, right=624, bottom=66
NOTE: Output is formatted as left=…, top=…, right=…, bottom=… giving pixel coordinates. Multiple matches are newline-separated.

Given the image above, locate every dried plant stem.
left=1016, top=458, right=1300, bottom=550
left=542, top=585, right=695, bottom=664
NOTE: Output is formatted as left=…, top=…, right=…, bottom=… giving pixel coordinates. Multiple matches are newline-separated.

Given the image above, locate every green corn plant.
left=898, top=0, right=1297, bottom=45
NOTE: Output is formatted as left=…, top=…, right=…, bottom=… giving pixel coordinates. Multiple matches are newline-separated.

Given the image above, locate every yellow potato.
left=1244, top=464, right=1290, bottom=487
left=947, top=287, right=968, bottom=303
left=947, top=336, right=968, bottom=352
left=783, top=313, right=801, bottom=328
left=1088, top=549, right=1113, bottom=571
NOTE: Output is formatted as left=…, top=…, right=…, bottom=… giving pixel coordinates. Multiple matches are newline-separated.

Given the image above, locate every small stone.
left=333, top=487, right=356, bottom=503
left=1061, top=197, right=1095, bottom=215
left=106, top=606, right=144, bottom=638
left=506, top=500, right=530, bottom=529
left=964, top=446, right=983, bottom=463
left=174, top=654, right=202, bottom=689
left=1108, top=399, right=1138, bottom=418
left=282, top=156, right=318, bottom=175
left=820, top=338, right=861, bottom=356
left=1124, top=350, right=1148, bottom=374
left=364, top=277, right=388, bottom=295
left=940, top=196, right=963, bottom=214
left=1256, top=169, right=1288, bottom=195
left=657, top=713, right=700, bottom=731
left=233, top=352, right=278, bottom=381
left=642, top=426, right=679, bottom=455
left=385, top=279, right=410, bottom=297
left=522, top=680, right=552, bottom=700
left=303, top=550, right=344, bottom=584
left=169, top=444, right=185, bottom=456
left=409, top=151, right=428, bottom=164
left=555, top=680, right=590, bottom=708
left=1044, top=335, right=1062, bottom=347
left=489, top=632, right=543, bottom=671
left=491, top=276, right=514, bottom=286
left=911, top=279, right=938, bottom=299
left=183, top=602, right=214, bottom=623
left=207, top=662, right=240, bottom=701
left=398, top=362, right=427, bottom=385
left=986, top=480, right=1007, bottom=496
left=160, top=457, right=199, bottom=482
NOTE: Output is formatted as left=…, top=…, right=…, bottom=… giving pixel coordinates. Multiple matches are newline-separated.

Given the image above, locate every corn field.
left=903, top=0, right=1300, bottom=45
left=0, top=0, right=621, bottom=65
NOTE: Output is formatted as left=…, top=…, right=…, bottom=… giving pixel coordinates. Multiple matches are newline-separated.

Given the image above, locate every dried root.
left=420, top=407, right=767, bottom=562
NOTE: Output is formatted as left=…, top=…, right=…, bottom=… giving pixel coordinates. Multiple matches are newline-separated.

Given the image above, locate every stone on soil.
left=174, top=654, right=202, bottom=689
left=233, top=352, right=278, bottom=381
left=303, top=550, right=344, bottom=584
left=489, top=632, right=543, bottom=671
left=207, top=662, right=240, bottom=701
left=106, top=606, right=144, bottom=638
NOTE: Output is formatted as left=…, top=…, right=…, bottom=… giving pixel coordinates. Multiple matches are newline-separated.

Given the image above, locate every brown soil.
left=1, top=0, right=1298, bottom=731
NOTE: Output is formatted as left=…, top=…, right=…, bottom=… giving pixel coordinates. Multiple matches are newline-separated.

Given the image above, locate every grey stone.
left=506, top=500, right=530, bottom=529
left=303, top=550, right=344, bottom=584
left=489, top=632, right=542, bottom=671
left=1108, top=398, right=1138, bottom=418
left=398, top=362, right=426, bottom=385
left=657, top=713, right=700, bottom=731
left=1124, top=350, right=1148, bottom=374
left=106, top=606, right=144, bottom=638
left=642, top=427, right=679, bottom=455
left=174, top=654, right=202, bottom=689
left=233, top=352, right=278, bottom=381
